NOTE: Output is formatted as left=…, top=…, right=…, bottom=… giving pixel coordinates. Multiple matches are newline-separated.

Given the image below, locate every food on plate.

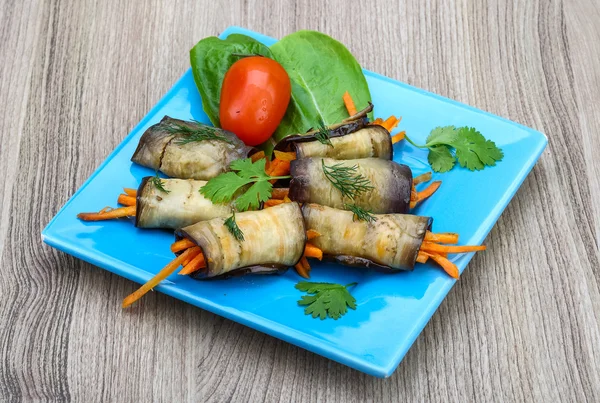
left=122, top=202, right=323, bottom=307
left=301, top=203, right=486, bottom=278
left=219, top=56, right=291, bottom=146
left=288, top=157, right=439, bottom=214
left=405, top=126, right=503, bottom=173
left=131, top=116, right=252, bottom=180
left=77, top=177, right=233, bottom=229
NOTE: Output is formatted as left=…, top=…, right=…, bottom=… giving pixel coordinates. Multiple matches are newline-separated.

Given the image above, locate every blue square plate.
left=42, top=27, right=547, bottom=377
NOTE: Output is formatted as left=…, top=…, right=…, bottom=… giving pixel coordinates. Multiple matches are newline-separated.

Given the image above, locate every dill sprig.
left=314, top=119, right=333, bottom=147
left=344, top=204, right=377, bottom=223
left=224, top=212, right=244, bottom=241
left=321, top=160, right=374, bottom=199
left=151, top=173, right=170, bottom=193
left=166, top=121, right=233, bottom=145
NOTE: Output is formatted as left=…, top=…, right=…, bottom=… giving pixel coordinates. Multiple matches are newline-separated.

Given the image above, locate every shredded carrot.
left=304, top=243, right=323, bottom=260
left=295, top=262, right=310, bottom=279
left=283, top=195, right=292, bottom=203
left=77, top=205, right=136, bottom=221
left=382, top=116, right=402, bottom=132
left=123, top=188, right=137, bottom=197
left=424, top=232, right=459, bottom=244
left=420, top=242, right=486, bottom=254
left=391, top=131, right=405, bottom=144
left=342, top=91, right=358, bottom=116
left=370, top=118, right=384, bottom=126
left=264, top=199, right=285, bottom=207
left=300, top=256, right=311, bottom=272
left=179, top=252, right=206, bottom=275
left=306, top=229, right=321, bottom=240
left=416, top=251, right=429, bottom=264
left=250, top=151, right=265, bottom=162
left=117, top=194, right=136, bottom=206
left=268, top=158, right=291, bottom=184
left=122, top=247, right=201, bottom=308
left=421, top=251, right=459, bottom=279
left=413, top=172, right=433, bottom=185
left=271, top=188, right=290, bottom=199
left=416, top=181, right=442, bottom=203
left=170, top=238, right=196, bottom=253
left=273, top=150, right=296, bottom=162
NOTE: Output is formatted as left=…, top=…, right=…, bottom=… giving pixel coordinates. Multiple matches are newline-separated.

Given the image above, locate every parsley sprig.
left=344, top=203, right=377, bottom=223
left=200, top=158, right=291, bottom=211
left=321, top=160, right=374, bottom=199
left=165, top=121, right=233, bottom=145
left=224, top=211, right=244, bottom=241
left=295, top=281, right=357, bottom=320
left=151, top=173, right=170, bottom=193
left=404, top=126, right=503, bottom=173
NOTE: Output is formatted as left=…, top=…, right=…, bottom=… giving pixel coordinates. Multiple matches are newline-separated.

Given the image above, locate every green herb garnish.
left=321, top=160, right=374, bottom=199
left=200, top=158, right=291, bottom=211
left=295, top=281, right=357, bottom=320
left=405, top=126, right=503, bottom=173
left=151, top=173, right=170, bottom=193
left=314, top=119, right=333, bottom=147
left=166, top=121, right=233, bottom=145
left=224, top=211, right=244, bottom=241
left=344, top=203, right=377, bottom=223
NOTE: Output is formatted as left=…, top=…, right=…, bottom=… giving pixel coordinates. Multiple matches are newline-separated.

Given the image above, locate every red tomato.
left=219, top=56, right=291, bottom=146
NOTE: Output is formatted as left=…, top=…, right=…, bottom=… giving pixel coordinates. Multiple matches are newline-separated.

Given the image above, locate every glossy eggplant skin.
left=131, top=116, right=252, bottom=180
left=294, top=126, right=392, bottom=160
left=289, top=157, right=413, bottom=214
left=176, top=202, right=306, bottom=279
left=302, top=203, right=431, bottom=271
left=135, top=177, right=232, bottom=229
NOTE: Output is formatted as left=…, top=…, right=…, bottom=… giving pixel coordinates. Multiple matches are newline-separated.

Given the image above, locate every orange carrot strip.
left=381, top=116, right=397, bottom=131
left=179, top=252, right=206, bottom=275
left=413, top=172, right=432, bottom=185
left=295, top=262, right=310, bottom=279
left=416, top=181, right=442, bottom=203
left=342, top=91, right=357, bottom=116
left=304, top=243, right=323, bottom=261
left=123, top=188, right=137, bottom=197
left=273, top=150, right=296, bottom=161
left=77, top=206, right=136, bottom=221
left=370, top=118, right=384, bottom=126
left=264, top=199, right=285, bottom=207
left=170, top=238, right=196, bottom=253
left=420, top=242, right=486, bottom=254
left=283, top=195, right=292, bottom=203
left=424, top=232, right=459, bottom=244
left=271, top=188, right=290, bottom=199
left=268, top=159, right=291, bottom=184
left=416, top=251, right=429, bottom=264
left=117, top=194, right=137, bottom=206
left=122, top=247, right=201, bottom=308
left=391, top=131, right=405, bottom=144
left=300, top=256, right=311, bottom=272
left=250, top=151, right=265, bottom=162
left=306, top=229, right=321, bottom=240
left=421, top=251, right=459, bottom=279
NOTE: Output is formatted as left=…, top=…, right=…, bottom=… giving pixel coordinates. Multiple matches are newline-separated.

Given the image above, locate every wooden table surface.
left=1, top=0, right=599, bottom=401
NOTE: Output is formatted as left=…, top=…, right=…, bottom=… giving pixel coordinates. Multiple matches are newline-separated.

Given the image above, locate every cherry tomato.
left=219, top=56, right=291, bottom=146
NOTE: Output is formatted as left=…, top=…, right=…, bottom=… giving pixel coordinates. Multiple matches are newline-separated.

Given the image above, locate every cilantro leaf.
left=295, top=281, right=357, bottom=320
left=199, top=158, right=291, bottom=211
left=427, top=145, right=455, bottom=173
left=405, top=126, right=503, bottom=173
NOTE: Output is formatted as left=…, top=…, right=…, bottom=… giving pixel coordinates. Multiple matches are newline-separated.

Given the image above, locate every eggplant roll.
left=131, top=116, right=252, bottom=180
left=302, top=203, right=431, bottom=271
left=176, top=202, right=306, bottom=279
left=135, top=177, right=232, bottom=229
left=295, top=126, right=392, bottom=160
left=289, top=157, right=413, bottom=213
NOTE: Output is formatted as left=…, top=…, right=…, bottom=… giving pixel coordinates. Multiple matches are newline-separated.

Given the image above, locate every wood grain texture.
left=1, top=0, right=599, bottom=401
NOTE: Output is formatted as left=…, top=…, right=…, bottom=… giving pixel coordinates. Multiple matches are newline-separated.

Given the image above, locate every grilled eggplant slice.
left=302, top=203, right=431, bottom=271
left=176, top=202, right=306, bottom=279
left=131, top=116, right=252, bottom=180
left=135, top=177, right=232, bottom=229
left=289, top=157, right=413, bottom=213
